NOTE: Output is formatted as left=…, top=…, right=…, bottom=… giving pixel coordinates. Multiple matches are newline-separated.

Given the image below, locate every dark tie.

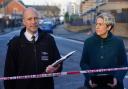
left=31, top=35, right=35, bottom=43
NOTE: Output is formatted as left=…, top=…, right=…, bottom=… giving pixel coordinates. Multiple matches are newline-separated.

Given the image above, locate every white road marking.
left=127, top=52, right=128, bottom=55
left=52, top=35, right=84, bottom=45
left=125, top=75, right=128, bottom=79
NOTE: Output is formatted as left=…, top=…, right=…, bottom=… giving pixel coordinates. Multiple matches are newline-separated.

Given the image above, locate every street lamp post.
left=13, top=8, right=17, bottom=27
left=0, top=0, right=5, bottom=32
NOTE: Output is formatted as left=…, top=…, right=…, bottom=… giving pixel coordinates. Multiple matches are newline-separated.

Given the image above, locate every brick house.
left=5, top=0, right=26, bottom=18
left=27, top=5, right=60, bottom=18
left=97, top=0, right=128, bottom=23
left=0, top=0, right=60, bottom=26
left=97, top=0, right=128, bottom=37
left=81, top=0, right=128, bottom=37
left=0, top=0, right=3, bottom=4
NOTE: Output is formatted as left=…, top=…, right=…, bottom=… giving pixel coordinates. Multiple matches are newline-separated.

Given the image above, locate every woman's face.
left=96, top=17, right=110, bottom=38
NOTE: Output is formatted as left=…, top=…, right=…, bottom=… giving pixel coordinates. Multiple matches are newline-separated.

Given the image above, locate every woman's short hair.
left=96, top=12, right=115, bottom=28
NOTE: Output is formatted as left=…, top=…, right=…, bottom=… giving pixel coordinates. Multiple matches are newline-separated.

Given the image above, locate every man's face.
left=23, top=9, right=39, bottom=34
left=96, top=17, right=109, bottom=38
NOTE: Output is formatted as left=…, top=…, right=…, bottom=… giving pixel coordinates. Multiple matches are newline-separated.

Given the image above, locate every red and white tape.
left=1, top=67, right=128, bottom=80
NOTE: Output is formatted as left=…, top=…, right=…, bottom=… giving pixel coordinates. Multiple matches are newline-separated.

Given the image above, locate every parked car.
left=59, top=16, right=64, bottom=24
left=40, top=21, right=54, bottom=33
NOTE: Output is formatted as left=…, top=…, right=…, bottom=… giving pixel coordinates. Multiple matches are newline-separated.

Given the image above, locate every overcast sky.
left=21, top=0, right=81, bottom=6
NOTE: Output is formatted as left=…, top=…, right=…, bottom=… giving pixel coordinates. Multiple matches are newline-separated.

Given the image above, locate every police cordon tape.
left=1, top=67, right=128, bottom=80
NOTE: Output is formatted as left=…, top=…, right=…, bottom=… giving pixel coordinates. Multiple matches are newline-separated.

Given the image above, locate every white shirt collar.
left=24, top=30, right=38, bottom=41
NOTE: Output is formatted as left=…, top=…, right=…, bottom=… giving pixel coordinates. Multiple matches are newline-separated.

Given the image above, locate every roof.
left=26, top=5, right=60, bottom=11
left=0, top=0, right=25, bottom=8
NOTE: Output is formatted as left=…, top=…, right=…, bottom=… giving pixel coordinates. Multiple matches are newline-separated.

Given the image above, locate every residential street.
left=0, top=0, right=128, bottom=89
left=0, top=25, right=128, bottom=89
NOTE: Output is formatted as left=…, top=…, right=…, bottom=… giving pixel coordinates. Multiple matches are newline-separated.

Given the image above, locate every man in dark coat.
left=80, top=12, right=128, bottom=89
left=4, top=7, right=62, bottom=89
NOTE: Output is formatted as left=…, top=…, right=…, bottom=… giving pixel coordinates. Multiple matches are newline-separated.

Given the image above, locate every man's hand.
left=107, top=77, right=117, bottom=88
left=89, top=79, right=98, bottom=88
left=45, top=64, right=60, bottom=73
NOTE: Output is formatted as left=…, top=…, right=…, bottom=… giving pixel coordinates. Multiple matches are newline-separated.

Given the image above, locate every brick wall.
left=5, top=0, right=25, bottom=14
left=113, top=23, right=128, bottom=37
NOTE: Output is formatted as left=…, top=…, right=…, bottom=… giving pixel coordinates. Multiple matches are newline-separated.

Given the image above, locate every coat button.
left=101, top=46, right=103, bottom=48
left=100, top=56, right=104, bottom=59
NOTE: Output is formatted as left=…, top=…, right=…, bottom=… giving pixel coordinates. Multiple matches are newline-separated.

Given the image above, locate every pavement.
left=0, top=25, right=128, bottom=51
left=54, top=25, right=128, bottom=51
left=0, top=27, right=20, bottom=35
